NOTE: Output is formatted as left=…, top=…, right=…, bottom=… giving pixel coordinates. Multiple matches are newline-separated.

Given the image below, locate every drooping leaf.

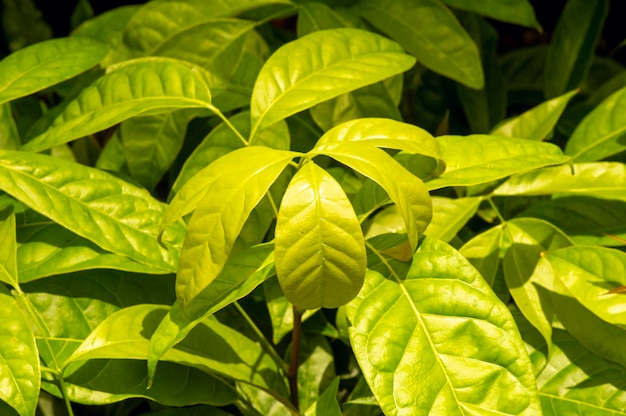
left=0, top=286, right=39, bottom=416
left=22, top=58, right=214, bottom=153
left=491, top=90, right=578, bottom=140
left=565, top=85, right=626, bottom=161
left=0, top=207, right=18, bottom=287
left=303, top=376, right=341, bottom=416
left=0, top=37, right=107, bottom=106
left=424, top=196, right=481, bottom=242
left=312, top=142, right=432, bottom=252
left=275, top=162, right=366, bottom=309
left=494, top=162, right=626, bottom=201
left=0, top=150, right=184, bottom=272
left=357, top=0, right=483, bottom=89
left=544, top=0, right=608, bottom=98
left=425, top=135, right=569, bottom=190
left=441, top=0, right=539, bottom=28
left=175, top=147, right=295, bottom=306
left=250, top=28, right=416, bottom=135
left=547, top=245, right=626, bottom=327
left=346, top=237, right=541, bottom=415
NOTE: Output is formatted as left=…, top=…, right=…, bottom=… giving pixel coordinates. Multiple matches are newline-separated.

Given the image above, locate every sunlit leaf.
left=303, top=376, right=341, bottom=416
left=424, top=196, right=481, bottom=242
left=460, top=225, right=503, bottom=286
left=346, top=237, right=541, bottom=415
left=0, top=207, right=18, bottom=287
left=275, top=162, right=366, bottom=309
left=22, top=58, right=214, bottom=153
left=425, top=135, right=569, bottom=190
left=175, top=147, right=295, bottom=306
left=491, top=90, right=577, bottom=140
left=441, top=0, right=539, bottom=28
left=250, top=28, right=415, bottom=135
left=357, top=0, right=483, bottom=89
left=0, top=150, right=183, bottom=272
left=0, top=286, right=39, bottom=416
left=0, top=104, right=20, bottom=150
left=0, top=37, right=107, bottom=106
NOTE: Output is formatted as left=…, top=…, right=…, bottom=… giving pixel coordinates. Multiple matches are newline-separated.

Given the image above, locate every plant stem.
left=207, top=104, right=249, bottom=146
left=288, top=305, right=303, bottom=410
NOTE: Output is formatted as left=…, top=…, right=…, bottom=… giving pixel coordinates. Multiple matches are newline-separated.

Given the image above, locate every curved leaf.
left=275, top=162, right=366, bottom=309
left=0, top=287, right=39, bottom=416
left=426, top=135, right=569, bottom=190
left=0, top=207, right=18, bottom=287
left=441, top=0, right=539, bottom=28
left=494, top=162, right=626, bottom=201
left=491, top=90, right=578, bottom=141
left=357, top=0, right=483, bottom=89
left=304, top=376, right=341, bottom=416
left=565, top=85, right=626, bottom=161
left=0, top=37, right=107, bottom=106
left=424, top=196, right=481, bottom=242
left=313, top=142, right=432, bottom=250
left=0, top=103, right=20, bottom=150
left=175, top=146, right=295, bottom=306
left=250, top=28, right=415, bottom=135
left=22, top=58, right=213, bottom=153
left=547, top=245, right=626, bottom=327
left=0, top=150, right=183, bottom=272
left=346, top=237, right=540, bottom=415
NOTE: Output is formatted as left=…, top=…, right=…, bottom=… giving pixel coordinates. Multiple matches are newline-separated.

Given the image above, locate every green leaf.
left=357, top=0, right=483, bottom=89
left=441, top=0, right=539, bottom=28
left=491, top=90, right=578, bottom=141
left=536, top=329, right=626, bottom=415
left=313, top=142, right=432, bottom=252
left=1, top=0, right=51, bottom=51
left=175, top=147, right=295, bottom=306
left=65, top=304, right=289, bottom=402
left=297, top=2, right=347, bottom=37
left=346, top=237, right=541, bottom=415
left=494, top=162, right=626, bottom=201
left=0, top=286, right=39, bottom=416
left=275, top=162, right=366, bottom=309
left=544, top=0, right=608, bottom=98
left=547, top=245, right=626, bottom=327
left=122, top=111, right=193, bottom=190
left=72, top=5, right=139, bottom=49
left=0, top=150, right=183, bottom=272
left=565, top=85, right=626, bottom=161
left=250, top=28, right=415, bottom=135
left=0, top=207, right=18, bottom=287
left=304, top=376, right=341, bottom=416
left=313, top=118, right=440, bottom=163
left=0, top=37, right=107, bottom=106
left=424, top=196, right=481, bottom=242
left=22, top=58, right=214, bottom=153
left=297, top=335, right=336, bottom=411
left=460, top=225, right=503, bottom=286
left=0, top=104, right=20, bottom=150
left=425, top=135, right=569, bottom=190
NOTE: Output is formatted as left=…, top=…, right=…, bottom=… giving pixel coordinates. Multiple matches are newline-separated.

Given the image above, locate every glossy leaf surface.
left=426, top=135, right=569, bottom=190
left=250, top=28, right=415, bottom=133
left=441, top=0, right=539, bottom=28
left=176, top=147, right=295, bottom=306
left=22, top=58, right=213, bottom=153
left=346, top=237, right=540, bottom=415
left=0, top=150, right=183, bottom=272
left=0, top=37, right=107, bottom=105
left=357, top=0, right=483, bottom=89
left=0, top=286, right=39, bottom=416
left=275, top=162, right=366, bottom=309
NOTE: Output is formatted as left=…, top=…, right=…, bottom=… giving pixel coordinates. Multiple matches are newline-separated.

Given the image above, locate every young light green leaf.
left=346, top=237, right=541, bottom=415
left=491, top=90, right=578, bottom=140
left=313, top=118, right=440, bottom=163
left=0, top=207, right=18, bottom=287
left=0, top=150, right=183, bottom=272
left=250, top=28, right=416, bottom=135
left=441, top=0, right=539, bottom=28
left=312, top=142, right=432, bottom=251
left=565, top=85, right=626, bottom=161
left=0, top=37, right=107, bottom=106
left=122, top=111, right=193, bottom=191
left=303, top=376, right=341, bottom=416
left=544, top=0, right=608, bottom=98
left=460, top=225, right=503, bottom=286
left=547, top=245, right=626, bottom=327
left=425, top=135, right=569, bottom=190
left=357, top=0, right=483, bottom=89
left=0, top=286, right=39, bottom=416
left=22, top=58, right=213, bottom=153
left=424, top=196, right=481, bottom=242
left=176, top=147, right=295, bottom=306
left=275, top=162, right=366, bottom=309
left=494, top=162, right=626, bottom=201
